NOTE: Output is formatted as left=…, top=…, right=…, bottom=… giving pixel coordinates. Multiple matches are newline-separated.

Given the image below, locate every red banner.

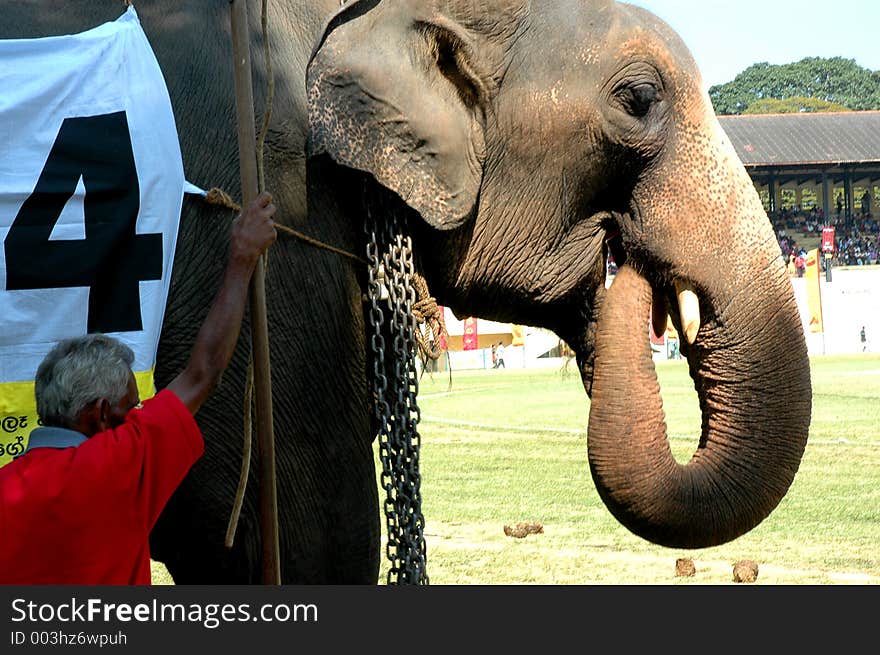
left=462, top=317, right=478, bottom=350
left=436, top=306, right=448, bottom=351
left=821, top=226, right=836, bottom=253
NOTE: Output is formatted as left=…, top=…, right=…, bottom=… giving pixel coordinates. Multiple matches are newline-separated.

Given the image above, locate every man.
left=495, top=342, right=506, bottom=369
left=794, top=252, right=806, bottom=278
left=0, top=192, right=276, bottom=585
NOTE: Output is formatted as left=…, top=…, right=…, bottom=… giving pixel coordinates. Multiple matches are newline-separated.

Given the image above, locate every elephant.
left=3, top=0, right=811, bottom=582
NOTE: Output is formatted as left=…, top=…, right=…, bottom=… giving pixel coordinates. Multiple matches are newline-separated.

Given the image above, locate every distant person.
left=495, top=342, right=506, bottom=369
left=794, top=253, right=806, bottom=277
left=861, top=326, right=868, bottom=352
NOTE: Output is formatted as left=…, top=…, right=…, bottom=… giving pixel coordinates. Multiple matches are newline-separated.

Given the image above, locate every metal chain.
left=365, top=198, right=429, bottom=585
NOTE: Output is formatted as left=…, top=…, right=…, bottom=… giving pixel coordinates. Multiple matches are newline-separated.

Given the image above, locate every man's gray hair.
left=35, top=334, right=135, bottom=429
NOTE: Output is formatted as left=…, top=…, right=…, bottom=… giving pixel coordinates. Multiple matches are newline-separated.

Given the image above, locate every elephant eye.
left=616, top=82, right=659, bottom=118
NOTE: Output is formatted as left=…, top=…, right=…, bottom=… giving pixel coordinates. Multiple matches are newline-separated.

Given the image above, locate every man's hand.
left=167, top=191, right=278, bottom=414
left=230, top=191, right=277, bottom=269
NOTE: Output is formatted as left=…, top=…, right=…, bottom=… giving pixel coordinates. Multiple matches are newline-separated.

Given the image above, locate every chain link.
left=365, top=196, right=429, bottom=585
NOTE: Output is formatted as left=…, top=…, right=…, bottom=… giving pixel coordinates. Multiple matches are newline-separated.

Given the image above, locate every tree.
left=709, top=57, right=880, bottom=115
left=743, top=96, right=852, bottom=114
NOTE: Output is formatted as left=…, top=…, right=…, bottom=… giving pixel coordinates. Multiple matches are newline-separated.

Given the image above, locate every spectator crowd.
left=771, top=203, right=879, bottom=274
left=603, top=199, right=878, bottom=280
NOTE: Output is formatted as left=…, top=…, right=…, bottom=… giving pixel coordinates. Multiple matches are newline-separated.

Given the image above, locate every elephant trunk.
left=586, top=258, right=811, bottom=548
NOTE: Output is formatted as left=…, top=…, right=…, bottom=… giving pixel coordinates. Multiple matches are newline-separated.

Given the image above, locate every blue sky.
left=624, top=0, right=880, bottom=88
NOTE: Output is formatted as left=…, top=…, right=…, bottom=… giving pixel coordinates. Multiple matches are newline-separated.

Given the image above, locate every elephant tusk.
left=675, top=280, right=700, bottom=345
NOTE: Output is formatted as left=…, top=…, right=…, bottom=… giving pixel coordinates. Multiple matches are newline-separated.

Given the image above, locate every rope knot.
left=412, top=274, right=448, bottom=361
left=205, top=187, right=242, bottom=213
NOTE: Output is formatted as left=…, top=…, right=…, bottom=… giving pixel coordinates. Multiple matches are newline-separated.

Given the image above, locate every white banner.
left=0, top=7, right=185, bottom=463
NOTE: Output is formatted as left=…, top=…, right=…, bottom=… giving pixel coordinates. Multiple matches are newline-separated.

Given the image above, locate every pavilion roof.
left=717, top=111, right=880, bottom=167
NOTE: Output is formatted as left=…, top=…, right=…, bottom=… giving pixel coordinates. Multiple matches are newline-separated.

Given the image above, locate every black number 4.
left=4, top=111, right=163, bottom=333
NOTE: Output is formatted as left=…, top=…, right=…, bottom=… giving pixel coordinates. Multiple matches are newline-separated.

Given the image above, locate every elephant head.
left=307, top=0, right=811, bottom=548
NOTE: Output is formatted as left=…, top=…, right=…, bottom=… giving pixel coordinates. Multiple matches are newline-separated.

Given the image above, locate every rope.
left=411, top=275, right=453, bottom=392
left=202, top=187, right=449, bottom=360
left=204, top=187, right=367, bottom=265
left=411, top=275, right=448, bottom=362
left=276, top=224, right=368, bottom=265
left=224, top=357, right=253, bottom=548
left=206, top=187, right=241, bottom=212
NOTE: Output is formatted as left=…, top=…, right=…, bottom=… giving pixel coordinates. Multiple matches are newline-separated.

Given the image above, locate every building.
left=434, top=309, right=565, bottom=371
left=718, top=111, right=880, bottom=218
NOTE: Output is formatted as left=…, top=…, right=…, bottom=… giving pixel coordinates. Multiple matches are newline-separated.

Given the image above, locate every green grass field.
left=153, top=354, right=880, bottom=585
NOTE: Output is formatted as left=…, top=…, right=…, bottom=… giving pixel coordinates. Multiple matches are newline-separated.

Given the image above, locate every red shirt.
left=0, top=389, right=203, bottom=585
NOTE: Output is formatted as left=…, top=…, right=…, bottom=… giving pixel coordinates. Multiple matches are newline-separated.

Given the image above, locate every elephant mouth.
left=577, top=219, right=706, bottom=398
left=582, top=205, right=812, bottom=548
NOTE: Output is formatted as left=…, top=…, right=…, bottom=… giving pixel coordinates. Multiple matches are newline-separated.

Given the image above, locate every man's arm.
left=167, top=191, right=277, bottom=414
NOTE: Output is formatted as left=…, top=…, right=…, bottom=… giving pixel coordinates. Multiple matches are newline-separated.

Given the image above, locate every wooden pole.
left=229, top=0, right=281, bottom=585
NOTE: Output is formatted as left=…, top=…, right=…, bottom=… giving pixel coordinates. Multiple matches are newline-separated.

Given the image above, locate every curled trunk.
left=587, top=265, right=811, bottom=549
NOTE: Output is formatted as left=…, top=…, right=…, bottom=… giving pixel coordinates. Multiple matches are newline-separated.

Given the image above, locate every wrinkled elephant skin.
left=308, top=0, right=811, bottom=550
left=3, top=0, right=810, bottom=582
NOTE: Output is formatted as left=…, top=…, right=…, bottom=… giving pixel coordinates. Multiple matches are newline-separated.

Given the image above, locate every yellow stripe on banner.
left=805, top=249, right=824, bottom=334
left=134, top=369, right=157, bottom=405
left=0, top=369, right=156, bottom=467
left=0, top=380, right=38, bottom=466
left=511, top=325, right=525, bottom=347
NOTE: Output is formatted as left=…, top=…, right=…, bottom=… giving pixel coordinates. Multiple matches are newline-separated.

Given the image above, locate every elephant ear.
left=309, top=0, right=377, bottom=62
left=307, top=0, right=501, bottom=229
